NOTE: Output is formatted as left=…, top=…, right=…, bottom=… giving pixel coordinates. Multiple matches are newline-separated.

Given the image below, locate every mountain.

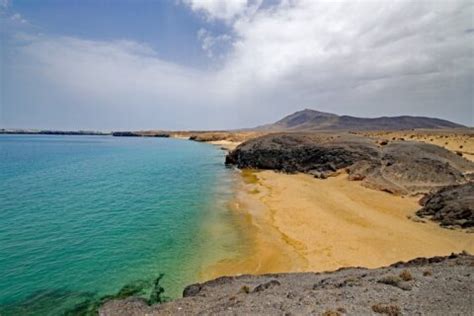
left=256, top=109, right=465, bottom=131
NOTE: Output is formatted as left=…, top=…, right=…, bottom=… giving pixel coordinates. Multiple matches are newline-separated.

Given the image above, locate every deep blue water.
left=0, top=135, right=239, bottom=315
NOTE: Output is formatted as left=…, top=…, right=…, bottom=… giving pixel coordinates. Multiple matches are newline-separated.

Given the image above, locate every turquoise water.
left=0, top=135, right=239, bottom=315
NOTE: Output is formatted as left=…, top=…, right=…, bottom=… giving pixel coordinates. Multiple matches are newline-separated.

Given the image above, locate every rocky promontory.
left=100, top=253, right=474, bottom=315
left=225, top=133, right=474, bottom=195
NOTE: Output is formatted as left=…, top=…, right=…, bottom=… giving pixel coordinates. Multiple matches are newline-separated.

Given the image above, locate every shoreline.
left=203, top=169, right=474, bottom=279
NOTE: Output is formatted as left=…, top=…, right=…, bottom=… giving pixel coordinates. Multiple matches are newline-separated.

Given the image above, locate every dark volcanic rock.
left=355, top=141, right=473, bottom=194
left=225, top=133, right=380, bottom=174
left=182, top=284, right=202, bottom=297
left=416, top=183, right=474, bottom=228
left=226, top=133, right=474, bottom=195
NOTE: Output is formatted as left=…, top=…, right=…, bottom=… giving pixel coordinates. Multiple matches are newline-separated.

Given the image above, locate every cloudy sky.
left=1, top=0, right=472, bottom=130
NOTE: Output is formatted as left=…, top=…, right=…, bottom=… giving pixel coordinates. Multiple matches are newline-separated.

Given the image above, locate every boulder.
left=416, top=183, right=474, bottom=228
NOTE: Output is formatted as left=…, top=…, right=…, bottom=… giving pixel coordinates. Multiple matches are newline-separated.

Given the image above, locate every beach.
left=203, top=169, right=474, bottom=280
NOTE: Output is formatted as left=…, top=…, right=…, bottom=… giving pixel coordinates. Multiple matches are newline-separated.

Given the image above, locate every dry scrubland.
left=358, top=129, right=474, bottom=162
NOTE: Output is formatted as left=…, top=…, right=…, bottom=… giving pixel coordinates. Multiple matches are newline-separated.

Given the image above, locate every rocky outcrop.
left=100, top=253, right=474, bottom=315
left=416, top=183, right=474, bottom=228
left=226, top=133, right=474, bottom=195
left=225, top=133, right=379, bottom=172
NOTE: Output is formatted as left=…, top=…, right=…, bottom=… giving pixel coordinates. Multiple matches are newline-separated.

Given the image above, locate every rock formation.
left=226, top=133, right=474, bottom=195
left=416, top=183, right=474, bottom=228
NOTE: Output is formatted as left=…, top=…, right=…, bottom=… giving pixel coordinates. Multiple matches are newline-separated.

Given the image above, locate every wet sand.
left=203, top=170, right=474, bottom=280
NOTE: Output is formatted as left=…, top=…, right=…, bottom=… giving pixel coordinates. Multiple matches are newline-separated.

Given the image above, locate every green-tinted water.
left=0, top=135, right=240, bottom=315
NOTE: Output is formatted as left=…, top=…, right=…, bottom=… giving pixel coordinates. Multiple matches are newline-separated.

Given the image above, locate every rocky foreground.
left=100, top=253, right=473, bottom=315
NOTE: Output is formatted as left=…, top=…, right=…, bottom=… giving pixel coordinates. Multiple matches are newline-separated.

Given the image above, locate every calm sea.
left=0, top=135, right=240, bottom=315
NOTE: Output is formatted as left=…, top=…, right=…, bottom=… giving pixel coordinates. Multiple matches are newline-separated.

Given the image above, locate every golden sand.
left=203, top=170, right=474, bottom=280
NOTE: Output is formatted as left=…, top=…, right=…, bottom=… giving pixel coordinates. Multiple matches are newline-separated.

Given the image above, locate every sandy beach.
left=203, top=169, right=474, bottom=280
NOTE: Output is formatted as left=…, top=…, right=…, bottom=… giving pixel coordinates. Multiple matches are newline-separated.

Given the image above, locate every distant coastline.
left=0, top=129, right=110, bottom=136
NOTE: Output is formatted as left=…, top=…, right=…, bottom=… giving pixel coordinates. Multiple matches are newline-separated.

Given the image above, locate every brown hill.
left=256, top=109, right=465, bottom=131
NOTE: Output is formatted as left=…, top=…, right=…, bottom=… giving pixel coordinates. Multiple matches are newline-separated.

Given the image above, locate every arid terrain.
left=358, top=129, right=474, bottom=162
left=102, top=127, right=474, bottom=315
left=101, top=109, right=473, bottom=315
left=101, top=253, right=474, bottom=315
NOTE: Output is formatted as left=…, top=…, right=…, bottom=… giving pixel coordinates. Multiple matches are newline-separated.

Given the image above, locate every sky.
left=0, top=0, right=473, bottom=131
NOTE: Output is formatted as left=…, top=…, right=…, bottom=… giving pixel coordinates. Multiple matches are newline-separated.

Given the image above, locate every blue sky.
left=5, top=0, right=227, bottom=67
left=1, top=0, right=473, bottom=130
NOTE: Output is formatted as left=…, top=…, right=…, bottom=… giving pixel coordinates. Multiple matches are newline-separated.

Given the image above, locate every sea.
left=0, top=135, right=241, bottom=315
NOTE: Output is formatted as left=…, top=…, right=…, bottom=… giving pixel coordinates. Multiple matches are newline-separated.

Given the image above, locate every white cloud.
left=197, top=28, right=231, bottom=58
left=4, top=35, right=235, bottom=129
left=3, top=0, right=473, bottom=129
left=183, top=0, right=261, bottom=22
left=218, top=0, right=473, bottom=123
